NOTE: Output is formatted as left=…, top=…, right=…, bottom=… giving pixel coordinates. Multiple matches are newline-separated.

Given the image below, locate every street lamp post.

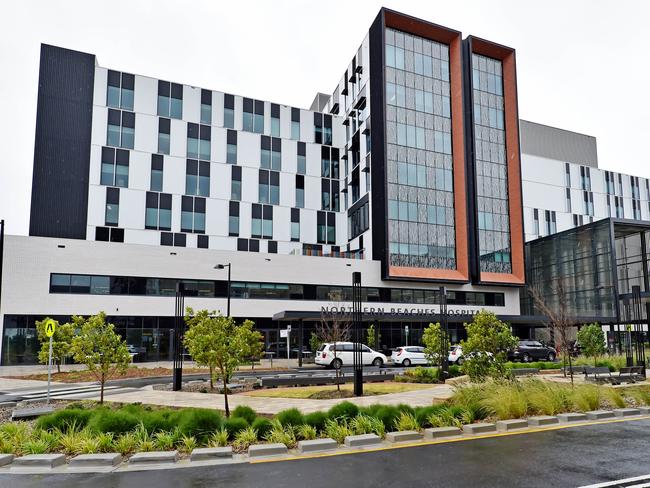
left=352, top=271, right=363, bottom=396
left=439, top=286, right=450, bottom=381
left=0, top=220, right=4, bottom=320
left=172, top=282, right=186, bottom=391
left=214, top=263, right=232, bottom=317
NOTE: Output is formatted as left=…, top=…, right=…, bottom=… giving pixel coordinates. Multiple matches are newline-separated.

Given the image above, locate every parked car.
left=315, top=342, right=387, bottom=369
left=391, top=346, right=427, bottom=367
left=509, top=340, right=557, bottom=362
left=448, top=346, right=493, bottom=365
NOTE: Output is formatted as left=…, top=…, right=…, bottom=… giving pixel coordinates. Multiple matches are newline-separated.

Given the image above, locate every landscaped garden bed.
left=241, top=381, right=434, bottom=399
left=2, top=379, right=649, bottom=459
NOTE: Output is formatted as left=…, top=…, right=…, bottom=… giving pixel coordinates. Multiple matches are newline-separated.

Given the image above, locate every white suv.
left=315, top=342, right=387, bottom=369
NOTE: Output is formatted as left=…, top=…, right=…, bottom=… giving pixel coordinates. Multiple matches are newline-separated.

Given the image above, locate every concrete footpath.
left=84, top=383, right=455, bottom=414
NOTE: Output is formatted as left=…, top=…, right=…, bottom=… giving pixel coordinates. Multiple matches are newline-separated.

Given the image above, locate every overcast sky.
left=1, top=0, right=649, bottom=235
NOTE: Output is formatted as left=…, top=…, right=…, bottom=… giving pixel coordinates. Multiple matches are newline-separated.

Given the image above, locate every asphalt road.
left=3, top=419, right=650, bottom=488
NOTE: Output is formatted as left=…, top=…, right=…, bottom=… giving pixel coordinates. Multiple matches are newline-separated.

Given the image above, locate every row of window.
left=49, top=273, right=505, bottom=306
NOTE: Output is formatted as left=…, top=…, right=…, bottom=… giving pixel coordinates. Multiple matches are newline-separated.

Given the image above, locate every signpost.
left=45, top=319, right=56, bottom=404
left=281, top=325, right=291, bottom=360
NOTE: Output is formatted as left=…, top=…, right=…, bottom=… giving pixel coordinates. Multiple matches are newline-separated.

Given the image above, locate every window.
left=297, top=142, right=306, bottom=174
left=545, top=210, right=556, bottom=235
left=259, top=170, right=279, bottom=205
left=145, top=192, right=172, bottom=230
left=226, top=130, right=237, bottom=164
left=231, top=165, right=242, bottom=200
left=107, top=70, right=134, bottom=111
left=321, top=146, right=340, bottom=211
left=185, top=159, right=210, bottom=197
left=291, top=108, right=300, bottom=140
left=107, top=109, right=135, bottom=149
left=317, top=211, right=335, bottom=244
left=348, top=201, right=369, bottom=240
left=200, top=89, right=212, bottom=124
left=261, top=136, right=281, bottom=170
left=252, top=204, right=273, bottom=239
left=295, top=175, right=304, bottom=208
left=314, top=112, right=322, bottom=143
left=157, top=117, right=170, bottom=154
left=161, top=232, right=186, bottom=247
left=181, top=196, right=205, bottom=233
left=197, top=235, right=209, bottom=249
left=321, top=179, right=340, bottom=211
left=314, top=113, right=331, bottom=144
left=565, top=188, right=571, bottom=212
left=95, top=226, right=124, bottom=242
left=291, top=208, right=300, bottom=241
left=151, top=154, right=163, bottom=191
left=224, top=94, right=234, bottom=128
left=158, top=80, right=183, bottom=119
left=580, top=166, right=591, bottom=191
left=605, top=171, right=615, bottom=195
left=583, top=191, right=594, bottom=216
left=633, top=199, right=641, bottom=220
left=565, top=163, right=571, bottom=187
left=100, top=147, right=129, bottom=187
left=533, top=209, right=539, bottom=236
left=187, top=123, right=211, bottom=160
left=229, top=202, right=239, bottom=236
left=243, top=98, right=264, bottom=133
left=105, top=187, right=120, bottom=226
left=271, top=103, right=280, bottom=137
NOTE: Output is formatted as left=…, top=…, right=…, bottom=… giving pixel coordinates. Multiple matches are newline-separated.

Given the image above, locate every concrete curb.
left=586, top=410, right=615, bottom=420
left=0, top=455, right=14, bottom=467
left=527, top=416, right=559, bottom=426
left=386, top=430, right=422, bottom=443
left=557, top=413, right=588, bottom=423
left=129, top=451, right=178, bottom=465
left=496, top=419, right=528, bottom=432
left=344, top=434, right=382, bottom=448
left=11, top=454, right=65, bottom=469
left=297, top=438, right=338, bottom=453
left=190, top=447, right=232, bottom=461
left=463, top=423, right=496, bottom=435
left=424, top=427, right=462, bottom=439
left=613, top=408, right=641, bottom=417
left=69, top=453, right=122, bottom=467
left=248, top=443, right=288, bottom=458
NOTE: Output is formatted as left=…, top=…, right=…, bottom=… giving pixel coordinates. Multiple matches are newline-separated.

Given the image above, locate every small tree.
left=422, top=322, right=447, bottom=366
left=242, top=322, right=264, bottom=371
left=183, top=308, right=253, bottom=416
left=36, top=318, right=74, bottom=373
left=577, top=322, right=606, bottom=367
left=70, top=312, right=131, bottom=403
left=461, top=310, right=518, bottom=381
left=316, top=307, right=351, bottom=392
left=366, top=324, right=381, bottom=350
left=309, top=332, right=322, bottom=357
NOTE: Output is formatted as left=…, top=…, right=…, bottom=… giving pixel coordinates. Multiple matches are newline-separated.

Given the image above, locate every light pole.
left=0, top=220, right=4, bottom=320
left=214, top=263, right=232, bottom=317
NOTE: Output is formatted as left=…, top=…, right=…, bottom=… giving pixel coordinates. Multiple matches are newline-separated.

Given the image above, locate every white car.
left=391, top=346, right=428, bottom=367
left=315, top=342, right=387, bottom=369
left=448, top=345, right=463, bottom=364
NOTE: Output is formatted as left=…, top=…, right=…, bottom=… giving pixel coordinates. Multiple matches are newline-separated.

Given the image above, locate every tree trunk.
left=100, top=372, right=105, bottom=404
left=57, top=361, right=61, bottom=374
left=222, top=369, right=230, bottom=417
left=210, top=366, right=214, bottom=390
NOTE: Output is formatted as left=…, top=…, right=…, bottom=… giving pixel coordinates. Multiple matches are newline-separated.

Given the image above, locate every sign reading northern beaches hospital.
left=320, top=306, right=481, bottom=317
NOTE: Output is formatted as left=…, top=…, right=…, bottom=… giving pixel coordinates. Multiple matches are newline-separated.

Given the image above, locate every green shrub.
left=297, top=424, right=317, bottom=440
left=87, top=410, right=139, bottom=435
left=231, top=406, right=257, bottom=425
left=141, top=409, right=180, bottom=434
left=251, top=417, right=273, bottom=438
left=571, top=385, right=601, bottom=411
left=414, top=406, right=444, bottom=428
left=450, top=384, right=489, bottom=420
left=36, top=409, right=92, bottom=432
left=628, top=388, right=650, bottom=406
left=327, top=401, right=359, bottom=421
left=95, top=432, right=115, bottom=453
left=177, top=408, right=223, bottom=441
left=323, top=419, right=353, bottom=444
left=448, top=365, right=462, bottom=377
left=114, top=433, right=138, bottom=456
left=481, top=383, right=527, bottom=420
left=397, top=367, right=439, bottom=383
left=604, top=388, right=626, bottom=408
left=57, top=428, right=88, bottom=455
left=304, top=411, right=328, bottom=432
left=522, top=379, right=570, bottom=415
left=208, top=428, right=229, bottom=448
left=224, top=416, right=249, bottom=437
left=374, top=405, right=401, bottom=430
left=233, top=426, right=258, bottom=451
left=394, top=412, right=420, bottom=432
left=178, top=435, right=198, bottom=454
left=265, top=421, right=297, bottom=448
left=22, top=439, right=51, bottom=455
left=153, top=431, right=177, bottom=451
left=426, top=406, right=467, bottom=428
left=80, top=436, right=102, bottom=454
left=276, top=408, right=305, bottom=428
left=396, top=404, right=416, bottom=416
